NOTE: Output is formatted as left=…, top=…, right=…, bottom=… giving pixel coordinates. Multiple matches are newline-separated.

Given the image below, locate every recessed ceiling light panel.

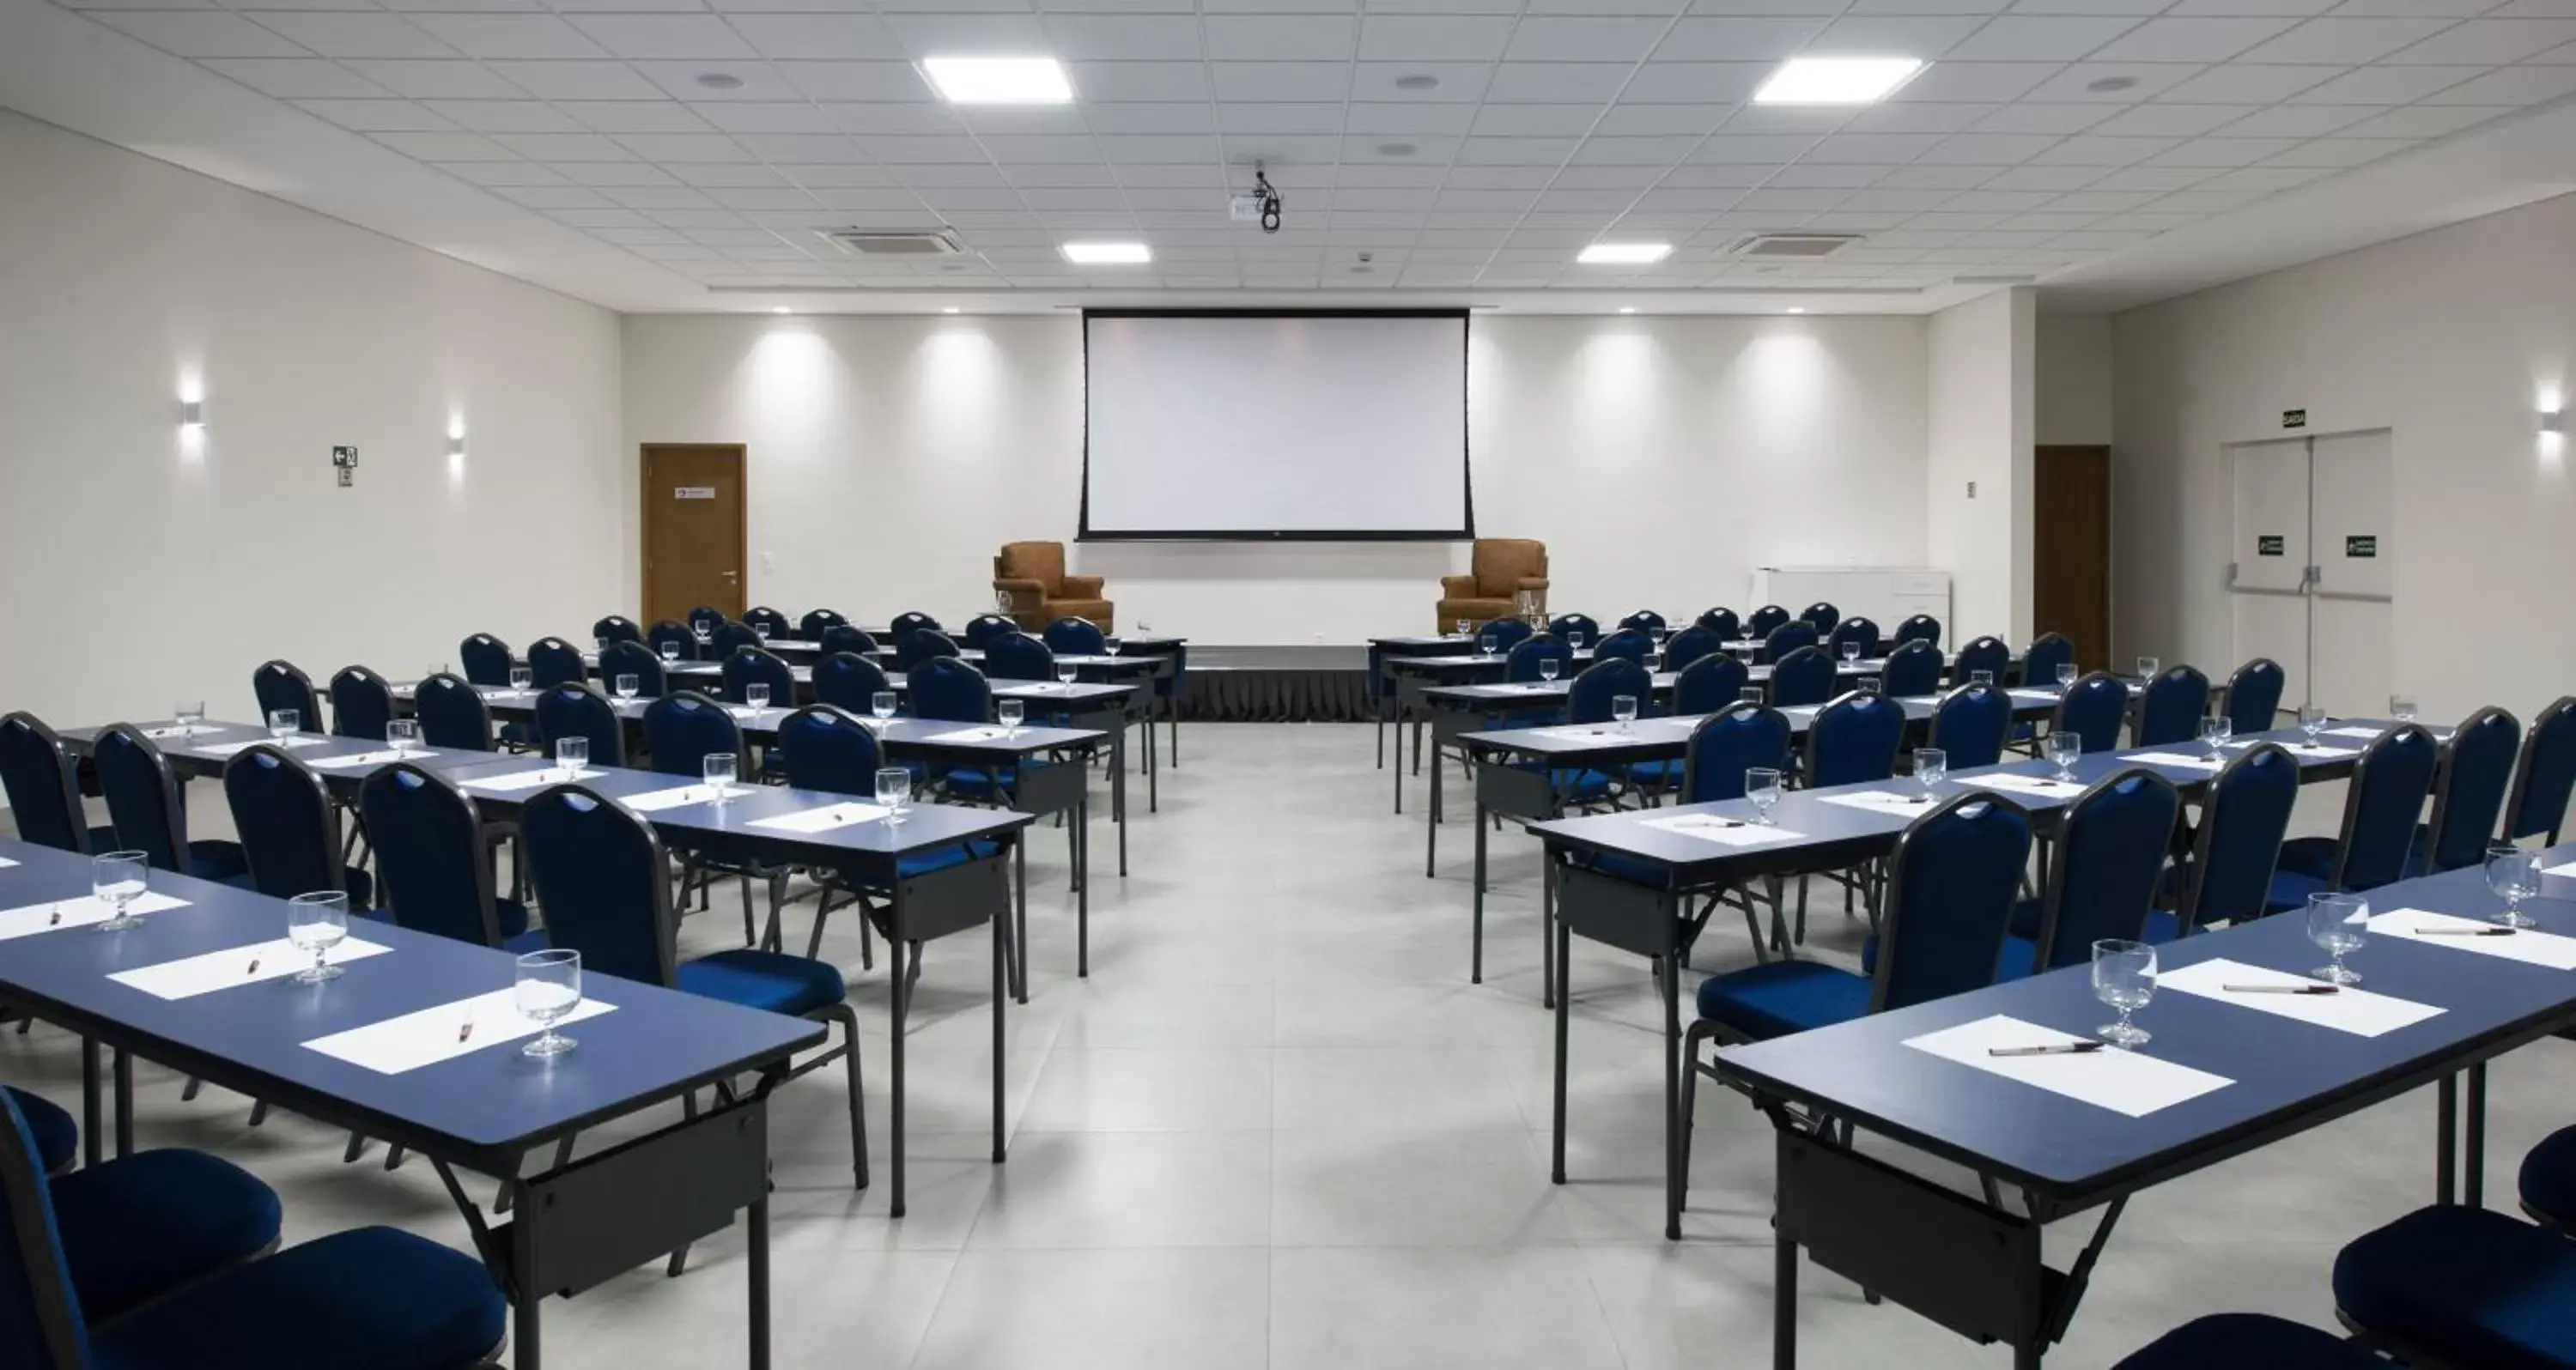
left=1577, top=242, right=1671, bottom=265
left=924, top=56, right=1073, bottom=105
left=1062, top=240, right=1151, bottom=264
left=1753, top=57, right=1923, bottom=106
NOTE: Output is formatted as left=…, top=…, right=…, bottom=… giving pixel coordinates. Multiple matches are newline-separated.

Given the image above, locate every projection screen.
left=1080, top=310, right=1473, bottom=541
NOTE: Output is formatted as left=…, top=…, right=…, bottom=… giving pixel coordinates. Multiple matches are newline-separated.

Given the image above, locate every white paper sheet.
left=302, top=987, right=619, bottom=1076
left=2009, top=688, right=2062, bottom=705
left=2324, top=725, right=2387, bottom=739
left=2543, top=861, right=2576, bottom=880
left=619, top=783, right=726, bottom=813
left=747, top=803, right=890, bottom=834
left=0, top=858, right=14, bottom=870
left=1531, top=725, right=1625, bottom=741
left=726, top=706, right=767, bottom=719
left=0, top=892, right=190, bottom=942
left=926, top=726, right=1014, bottom=743
left=2368, top=908, right=2576, bottom=970
left=142, top=724, right=225, bottom=741
left=1815, top=789, right=1941, bottom=815
left=2281, top=743, right=2361, bottom=759
left=108, top=937, right=394, bottom=1000
left=2123, top=751, right=2225, bottom=771
left=2154, top=958, right=2445, bottom=1038
left=1902, top=1014, right=2233, bottom=1118
left=459, top=767, right=606, bottom=794
left=1957, top=773, right=2088, bottom=800
left=310, top=749, right=437, bottom=769
left=1777, top=706, right=1820, bottom=723
left=192, top=736, right=331, bottom=758
left=1637, top=815, right=1803, bottom=847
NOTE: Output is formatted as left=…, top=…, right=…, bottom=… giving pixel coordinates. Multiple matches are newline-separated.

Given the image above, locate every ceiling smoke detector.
left=696, top=72, right=744, bottom=90
left=2088, top=76, right=2139, bottom=94
left=818, top=228, right=963, bottom=257
left=1726, top=233, right=1862, bottom=260
left=1394, top=73, right=1440, bottom=92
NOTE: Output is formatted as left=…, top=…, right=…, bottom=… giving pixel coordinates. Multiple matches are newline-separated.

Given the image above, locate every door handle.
left=721, top=570, right=740, bottom=581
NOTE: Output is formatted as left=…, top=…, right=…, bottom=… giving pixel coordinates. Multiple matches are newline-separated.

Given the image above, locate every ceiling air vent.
left=1727, top=233, right=1862, bottom=260
left=819, top=228, right=963, bottom=257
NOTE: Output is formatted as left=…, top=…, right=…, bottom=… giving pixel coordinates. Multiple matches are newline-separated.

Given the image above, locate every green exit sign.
left=2347, top=535, right=2378, bottom=559
left=2257, top=535, right=2285, bottom=556
left=2282, top=409, right=2307, bottom=429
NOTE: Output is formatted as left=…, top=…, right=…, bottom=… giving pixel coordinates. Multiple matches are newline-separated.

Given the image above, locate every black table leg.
left=1472, top=797, right=1488, bottom=984
left=992, top=885, right=1008, bottom=1166
left=513, top=1179, right=544, bottom=1370
left=81, top=1038, right=101, bottom=1169
left=2467, top=1061, right=2487, bottom=1209
left=1393, top=700, right=1406, bottom=815
left=1076, top=780, right=1090, bottom=979
left=1662, top=949, right=1682, bottom=1241
left=1012, top=839, right=1029, bottom=1005
left=1774, top=1228, right=1798, bottom=1370
left=888, top=909, right=909, bottom=1220
left=2436, top=1073, right=2458, bottom=1204
left=1112, top=726, right=1128, bottom=878
left=1144, top=702, right=1158, bottom=814
left=112, top=1047, right=132, bottom=1158
left=1426, top=737, right=1442, bottom=877
left=1551, top=898, right=1571, bottom=1185
left=748, top=1189, right=771, bottom=1370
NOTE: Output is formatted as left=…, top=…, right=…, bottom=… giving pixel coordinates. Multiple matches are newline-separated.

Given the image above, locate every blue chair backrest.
left=0, top=1087, right=97, bottom=1367
left=1767, top=646, right=1835, bottom=707
left=1953, top=635, right=2010, bottom=687
left=528, top=637, right=586, bottom=689
left=1800, top=602, right=1839, bottom=633
left=1682, top=704, right=1791, bottom=805
left=798, top=608, right=846, bottom=640
left=1568, top=658, right=1652, bottom=725
left=520, top=786, right=675, bottom=988
left=1043, top=617, right=1107, bottom=654
left=2029, top=768, right=2179, bottom=972
left=535, top=683, right=625, bottom=766
left=2423, top=706, right=2521, bottom=872
left=329, top=667, right=394, bottom=741
left=1694, top=607, right=1741, bottom=640
left=415, top=673, right=493, bottom=752
left=1873, top=792, right=2032, bottom=1011
left=891, top=611, right=943, bottom=640
left=744, top=606, right=792, bottom=640
left=91, top=724, right=186, bottom=872
left=1664, top=626, right=1723, bottom=674
left=222, top=744, right=346, bottom=901
left=813, top=652, right=894, bottom=712
left=641, top=690, right=742, bottom=778
left=818, top=624, right=879, bottom=658
left=721, top=647, right=795, bottom=706
left=778, top=705, right=882, bottom=794
left=1617, top=610, right=1666, bottom=633
left=2327, top=724, right=2441, bottom=891
left=592, top=615, right=642, bottom=646
left=710, top=622, right=762, bottom=658
left=985, top=632, right=1056, bottom=682
left=1807, top=693, right=1905, bottom=789
left=1546, top=614, right=1601, bottom=643
left=1673, top=654, right=1752, bottom=717
left=910, top=658, right=993, bottom=724
left=2178, top=743, right=2300, bottom=935
left=1760, top=621, right=1818, bottom=665
left=1592, top=628, right=1653, bottom=664
left=2506, top=696, right=2576, bottom=844
left=0, top=712, right=89, bottom=854
left=598, top=640, right=665, bottom=699
left=2135, top=665, right=2210, bottom=748
left=2223, top=658, right=2285, bottom=735
left=1893, top=615, right=1941, bottom=651
left=1504, top=634, right=1573, bottom=684
left=252, top=659, right=322, bottom=728
left=1826, top=618, right=1877, bottom=662
left=1746, top=605, right=1790, bottom=639
left=361, top=763, right=506, bottom=948
left=647, top=620, right=699, bottom=663
left=2057, top=672, right=2130, bottom=757
left=896, top=630, right=962, bottom=671
left=1882, top=640, right=1944, bottom=698
left=1478, top=618, right=1534, bottom=653
left=686, top=606, right=727, bottom=633
left=1153, top=645, right=1188, bottom=704
left=459, top=633, right=513, bottom=688
left=2022, top=633, right=2075, bottom=689
left=1929, top=682, right=2013, bottom=770
left=963, top=615, right=1016, bottom=650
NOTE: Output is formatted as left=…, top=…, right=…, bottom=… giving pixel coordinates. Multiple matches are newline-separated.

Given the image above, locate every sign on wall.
left=673, top=487, right=715, bottom=500
left=2281, top=409, right=2307, bottom=429
left=2346, top=535, right=2378, bottom=559
left=2257, top=535, right=2285, bottom=556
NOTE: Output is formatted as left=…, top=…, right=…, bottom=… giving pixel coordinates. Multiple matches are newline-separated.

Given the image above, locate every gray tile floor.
left=8, top=722, right=2571, bottom=1368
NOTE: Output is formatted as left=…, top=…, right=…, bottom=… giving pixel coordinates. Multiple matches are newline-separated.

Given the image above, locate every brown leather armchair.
left=1437, top=538, right=1548, bottom=632
left=993, top=541, right=1113, bottom=633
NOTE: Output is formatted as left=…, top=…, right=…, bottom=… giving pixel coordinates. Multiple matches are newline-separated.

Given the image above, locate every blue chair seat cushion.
left=1695, top=960, right=1872, bottom=1040
left=895, top=839, right=1002, bottom=882
left=2142, top=908, right=2182, bottom=943
left=2275, top=836, right=2336, bottom=882
left=2264, top=868, right=2329, bottom=917
left=2111, top=1313, right=2384, bottom=1369
left=2518, top=1124, right=2576, bottom=1228
left=495, top=896, right=532, bottom=940
left=2333, top=1204, right=2576, bottom=1370
left=1504, top=761, right=1616, bottom=803
left=4, top=1086, right=76, bottom=1173
left=94, top=1226, right=505, bottom=1370
left=184, top=840, right=249, bottom=883
left=88, top=823, right=121, bottom=852
left=677, top=949, right=848, bottom=1017
left=54, top=1149, right=283, bottom=1321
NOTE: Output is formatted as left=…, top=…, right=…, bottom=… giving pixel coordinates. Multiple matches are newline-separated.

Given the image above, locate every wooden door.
left=641, top=444, right=746, bottom=627
left=2033, top=445, right=2111, bottom=671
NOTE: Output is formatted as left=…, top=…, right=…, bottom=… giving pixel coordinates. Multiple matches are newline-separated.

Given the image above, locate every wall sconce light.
left=2544, top=409, right=2566, bottom=434
left=447, top=433, right=467, bottom=457
left=179, top=399, right=203, bottom=427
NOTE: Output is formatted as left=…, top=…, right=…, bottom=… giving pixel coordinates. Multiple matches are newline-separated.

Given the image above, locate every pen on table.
left=245, top=958, right=260, bottom=975
left=1674, top=816, right=1745, bottom=830
left=2415, top=925, right=2517, bottom=937
left=1989, top=1041, right=2105, bottom=1057
left=2224, top=983, right=2340, bottom=995
left=458, top=1017, right=475, bottom=1043
left=47, top=905, right=62, bottom=927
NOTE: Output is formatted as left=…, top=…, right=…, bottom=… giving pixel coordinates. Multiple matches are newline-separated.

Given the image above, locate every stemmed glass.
left=659, top=641, right=681, bottom=666
left=2199, top=714, right=2233, bottom=761
left=1568, top=630, right=1587, bottom=653
left=1057, top=664, right=1078, bottom=692
left=1455, top=619, right=1470, bottom=640
left=2307, top=892, right=2367, bottom=985
left=2093, top=939, right=2157, bottom=1048
left=386, top=718, right=422, bottom=758
left=871, top=692, right=897, bottom=729
left=2488, top=845, right=2541, bottom=928
left=2046, top=732, right=2081, bottom=782
left=746, top=683, right=771, bottom=713
left=999, top=699, right=1025, bottom=738
left=1611, top=694, right=1638, bottom=732
left=1970, top=670, right=1996, bottom=688
left=614, top=674, right=640, bottom=705
left=2056, top=663, right=2078, bottom=689
left=1746, top=768, right=1783, bottom=825
left=288, top=891, right=349, bottom=984
left=508, top=665, right=532, bottom=695
left=93, top=852, right=149, bottom=932
left=877, top=767, right=911, bottom=825
left=753, top=621, right=770, bottom=645
left=1479, top=633, right=1498, bottom=657
left=173, top=700, right=205, bottom=737
left=2391, top=695, right=2419, bottom=724
left=1840, top=641, right=1862, bottom=667
left=692, top=618, right=714, bottom=646
left=268, top=708, right=299, bottom=743
left=2299, top=702, right=2328, bottom=747
left=1104, top=637, right=1122, bottom=658
left=703, top=752, right=738, bottom=805
left=1739, top=687, right=1765, bottom=707
left=1539, top=657, right=1562, bottom=684
left=515, top=949, right=583, bottom=1058
left=2136, top=656, right=2160, bottom=679
left=1912, top=747, right=1947, bottom=803
left=555, top=736, right=588, bottom=779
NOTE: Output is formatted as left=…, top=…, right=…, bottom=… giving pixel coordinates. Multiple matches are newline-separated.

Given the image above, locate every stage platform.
left=1173, top=645, right=1372, bottom=724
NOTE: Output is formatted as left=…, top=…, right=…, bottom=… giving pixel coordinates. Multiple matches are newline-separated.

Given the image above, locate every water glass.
left=2391, top=694, right=2419, bottom=724
left=1479, top=634, right=1498, bottom=656
left=871, top=692, right=897, bottom=726
left=1057, top=664, right=1078, bottom=690
left=173, top=700, right=205, bottom=737
left=1841, top=641, right=1862, bottom=664
left=2199, top=714, right=2233, bottom=759
left=1747, top=767, right=1783, bottom=825
left=2136, top=656, right=2160, bottom=679
left=386, top=718, right=422, bottom=757
left=1612, top=694, right=1638, bottom=730
left=288, top=891, right=349, bottom=984
left=999, top=699, right=1025, bottom=737
left=1455, top=619, right=1469, bottom=639
left=703, top=752, right=738, bottom=803
left=1913, top=748, right=1947, bottom=802
left=2307, top=892, right=2367, bottom=985
left=614, top=673, right=639, bottom=704
left=745, top=683, right=771, bottom=712
left=2046, top=732, right=2081, bottom=781
left=1104, top=638, right=1122, bottom=658
left=2093, top=939, right=2157, bottom=1048
left=753, top=622, right=769, bottom=643
left=515, top=949, right=583, bottom=1058
left=2488, top=844, right=2541, bottom=928
left=508, top=665, right=532, bottom=694
left=267, top=708, right=299, bottom=742
left=1740, top=688, right=1765, bottom=706
left=659, top=641, right=680, bottom=664
left=555, top=736, right=588, bottom=776
left=877, top=767, right=911, bottom=824
left=92, top=852, right=149, bottom=932
left=1858, top=676, right=1883, bottom=696
left=1540, top=658, right=1562, bottom=683
left=2299, top=702, right=2327, bottom=744
left=692, top=619, right=713, bottom=643
left=1970, top=670, right=1996, bottom=688
left=2057, top=663, right=2078, bottom=688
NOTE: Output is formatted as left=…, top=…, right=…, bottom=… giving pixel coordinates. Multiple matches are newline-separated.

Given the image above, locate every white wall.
left=2037, top=313, right=2113, bottom=448
left=1926, top=287, right=2037, bottom=646
left=0, top=111, right=624, bottom=730
left=2111, top=189, right=2576, bottom=724
left=621, top=312, right=1937, bottom=643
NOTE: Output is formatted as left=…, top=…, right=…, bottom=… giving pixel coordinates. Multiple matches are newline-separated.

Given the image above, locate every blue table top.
left=0, top=838, right=824, bottom=1157
left=1712, top=848, right=2576, bottom=1203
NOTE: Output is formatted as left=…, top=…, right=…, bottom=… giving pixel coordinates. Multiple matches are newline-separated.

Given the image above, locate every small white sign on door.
left=673, top=486, right=716, bottom=500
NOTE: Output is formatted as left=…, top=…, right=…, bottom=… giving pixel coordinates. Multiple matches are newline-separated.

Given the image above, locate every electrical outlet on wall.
left=760, top=550, right=775, bottom=571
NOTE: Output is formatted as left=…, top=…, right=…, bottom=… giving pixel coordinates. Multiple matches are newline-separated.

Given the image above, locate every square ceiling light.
left=1753, top=58, right=1923, bottom=106
left=924, top=57, right=1073, bottom=105
left=1062, top=241, right=1151, bottom=264
left=1576, top=242, right=1671, bottom=265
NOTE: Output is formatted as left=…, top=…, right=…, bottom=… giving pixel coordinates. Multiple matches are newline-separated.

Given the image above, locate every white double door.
left=2226, top=429, right=2393, bottom=718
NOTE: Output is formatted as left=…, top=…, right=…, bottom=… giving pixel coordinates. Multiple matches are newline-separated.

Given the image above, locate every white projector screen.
left=1081, top=311, right=1472, bottom=540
